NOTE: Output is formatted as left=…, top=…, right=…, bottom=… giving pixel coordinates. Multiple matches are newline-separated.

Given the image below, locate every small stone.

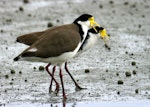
left=112, top=10, right=115, bottom=14
left=118, top=80, right=123, bottom=85
left=131, top=61, right=136, bottom=66
left=5, top=75, right=9, bottom=78
left=10, top=69, right=15, bottom=74
left=39, top=66, right=44, bottom=71
left=56, top=19, right=60, bottom=23
left=117, top=91, right=120, bottom=95
left=132, top=70, right=137, bottom=75
left=23, top=0, right=29, bottom=4
left=135, top=89, right=139, bottom=94
left=85, top=69, right=90, bottom=73
left=109, top=1, right=114, bottom=4
left=47, top=22, right=53, bottom=28
left=116, top=73, right=119, bottom=76
left=99, top=4, right=103, bottom=8
left=19, top=6, right=24, bottom=11
left=19, top=71, right=22, bottom=74
left=138, top=24, right=141, bottom=28
left=1, top=29, right=4, bottom=33
left=124, top=2, right=129, bottom=5
left=125, top=71, right=131, bottom=77
left=33, top=67, right=36, bottom=70
left=25, top=79, right=27, bottom=82
left=28, top=14, right=31, bottom=17
left=6, top=19, right=12, bottom=22
left=130, top=53, right=134, bottom=56
left=130, top=4, right=136, bottom=8
left=142, top=15, right=145, bottom=18
left=10, top=82, right=13, bottom=85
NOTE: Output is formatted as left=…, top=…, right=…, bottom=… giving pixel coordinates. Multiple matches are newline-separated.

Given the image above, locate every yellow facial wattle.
left=88, top=17, right=100, bottom=32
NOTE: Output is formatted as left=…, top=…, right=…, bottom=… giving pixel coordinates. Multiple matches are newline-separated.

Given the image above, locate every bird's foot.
left=75, top=85, right=87, bottom=91
left=49, top=89, right=53, bottom=94
left=54, top=84, right=60, bottom=95
left=63, top=94, right=67, bottom=102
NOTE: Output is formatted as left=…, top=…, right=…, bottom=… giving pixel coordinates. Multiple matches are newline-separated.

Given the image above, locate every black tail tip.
left=15, top=38, right=20, bottom=43
left=13, top=56, right=19, bottom=61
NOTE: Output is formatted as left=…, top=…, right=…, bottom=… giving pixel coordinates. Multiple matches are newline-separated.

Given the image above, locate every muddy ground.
left=0, top=0, right=150, bottom=107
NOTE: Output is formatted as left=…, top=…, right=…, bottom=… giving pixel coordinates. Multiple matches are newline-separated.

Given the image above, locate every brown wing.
left=16, top=24, right=78, bottom=46
left=16, top=31, right=45, bottom=45
left=20, top=28, right=81, bottom=58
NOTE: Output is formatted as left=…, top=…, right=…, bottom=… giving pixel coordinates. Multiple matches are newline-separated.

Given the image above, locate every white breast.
left=82, top=32, right=99, bottom=51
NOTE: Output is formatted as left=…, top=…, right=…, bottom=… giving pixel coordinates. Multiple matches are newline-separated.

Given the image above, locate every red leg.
left=45, top=63, right=59, bottom=94
left=65, top=62, right=85, bottom=91
left=59, top=68, right=67, bottom=100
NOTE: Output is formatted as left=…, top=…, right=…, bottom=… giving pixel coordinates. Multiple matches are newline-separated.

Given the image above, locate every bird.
left=14, top=14, right=100, bottom=100
left=15, top=26, right=109, bottom=93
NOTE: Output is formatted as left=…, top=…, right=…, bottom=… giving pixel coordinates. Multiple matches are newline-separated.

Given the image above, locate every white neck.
left=77, top=20, right=90, bottom=44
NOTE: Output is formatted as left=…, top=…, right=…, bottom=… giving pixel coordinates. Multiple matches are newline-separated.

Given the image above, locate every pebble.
left=5, top=75, right=9, bottom=79
left=125, top=71, right=131, bottom=77
left=19, top=71, right=22, bottom=74
left=118, top=80, right=124, bottom=85
left=19, top=6, right=24, bottom=11
left=47, top=22, right=53, bottom=28
left=33, top=67, right=36, bottom=70
left=109, top=1, right=114, bottom=4
left=25, top=79, right=27, bottom=82
left=132, top=70, right=137, bottom=75
left=23, top=0, right=29, bottom=4
left=39, top=66, right=44, bottom=71
left=117, top=91, right=120, bottom=95
left=116, top=73, right=119, bottom=76
left=135, top=89, right=139, bottom=94
left=10, top=69, right=15, bottom=74
left=10, top=82, right=13, bottom=85
left=85, top=69, right=90, bottom=73
left=99, top=4, right=103, bottom=8
left=131, top=61, right=136, bottom=66
left=124, top=2, right=129, bottom=5
left=1, top=29, right=4, bottom=33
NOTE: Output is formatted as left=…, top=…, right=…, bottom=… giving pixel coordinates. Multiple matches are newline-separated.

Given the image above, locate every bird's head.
left=73, top=14, right=99, bottom=32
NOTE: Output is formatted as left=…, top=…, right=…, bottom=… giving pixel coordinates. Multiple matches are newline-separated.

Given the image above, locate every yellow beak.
left=88, top=17, right=100, bottom=32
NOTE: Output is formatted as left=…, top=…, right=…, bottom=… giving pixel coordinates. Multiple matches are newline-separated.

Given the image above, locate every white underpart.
left=19, top=21, right=90, bottom=66
left=82, top=33, right=99, bottom=51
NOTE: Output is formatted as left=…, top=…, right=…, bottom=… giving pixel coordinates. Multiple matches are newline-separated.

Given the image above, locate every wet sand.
left=0, top=0, right=150, bottom=106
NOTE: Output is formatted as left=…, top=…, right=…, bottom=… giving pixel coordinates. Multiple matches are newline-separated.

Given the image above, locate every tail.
left=13, top=52, right=36, bottom=61
left=13, top=55, right=21, bottom=61
left=13, top=55, right=20, bottom=61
